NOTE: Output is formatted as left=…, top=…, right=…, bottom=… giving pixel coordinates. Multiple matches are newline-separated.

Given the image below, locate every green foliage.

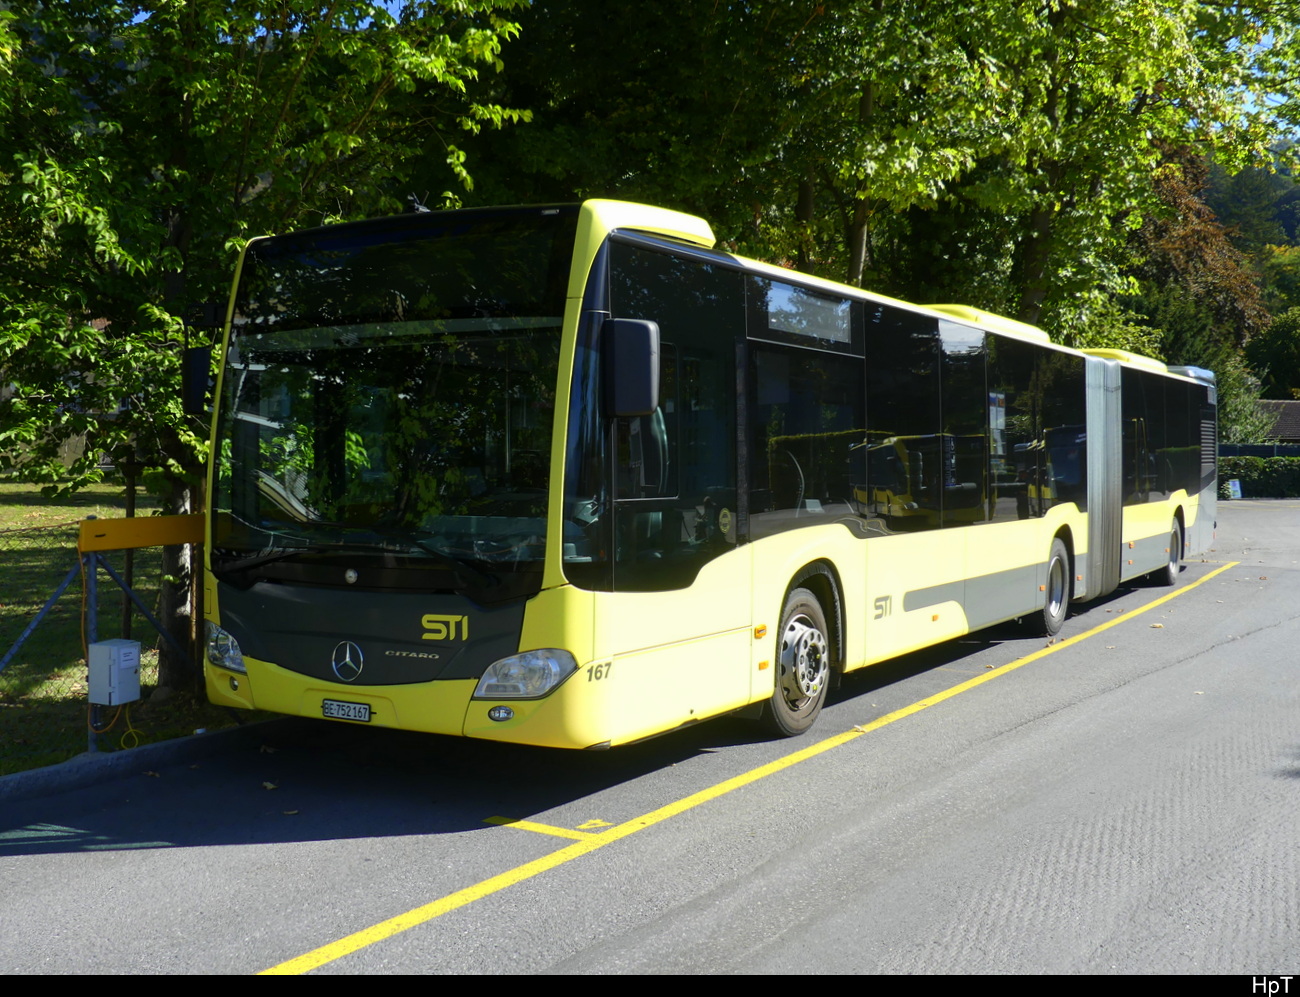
left=1216, top=355, right=1277, bottom=444
left=1132, top=154, right=1271, bottom=345
left=1219, top=456, right=1300, bottom=498
left=1052, top=292, right=1163, bottom=355
left=1206, top=158, right=1293, bottom=251
left=458, top=0, right=1297, bottom=341
left=457, top=1, right=1290, bottom=444
left=0, top=0, right=526, bottom=687
left=1114, top=153, right=1275, bottom=445
left=1260, top=243, right=1300, bottom=315
left=0, top=0, right=525, bottom=495
left=1246, top=307, right=1300, bottom=399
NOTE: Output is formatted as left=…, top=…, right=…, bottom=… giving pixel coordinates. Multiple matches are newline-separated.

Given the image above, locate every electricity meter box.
left=88, top=639, right=141, bottom=706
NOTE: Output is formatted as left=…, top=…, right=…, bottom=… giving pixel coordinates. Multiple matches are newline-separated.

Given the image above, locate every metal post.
left=85, top=551, right=97, bottom=646
left=0, top=562, right=81, bottom=675
left=121, top=460, right=137, bottom=640
left=95, top=557, right=189, bottom=661
left=85, top=551, right=98, bottom=754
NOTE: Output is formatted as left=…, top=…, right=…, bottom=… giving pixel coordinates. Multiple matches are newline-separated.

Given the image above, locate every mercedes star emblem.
left=331, top=640, right=364, bottom=682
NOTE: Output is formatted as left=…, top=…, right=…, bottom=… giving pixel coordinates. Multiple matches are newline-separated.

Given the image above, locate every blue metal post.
left=85, top=552, right=98, bottom=754
left=0, top=562, right=81, bottom=675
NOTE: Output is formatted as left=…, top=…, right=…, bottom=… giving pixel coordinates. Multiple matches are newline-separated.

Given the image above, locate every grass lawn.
left=0, top=479, right=161, bottom=529
left=0, top=477, right=254, bottom=776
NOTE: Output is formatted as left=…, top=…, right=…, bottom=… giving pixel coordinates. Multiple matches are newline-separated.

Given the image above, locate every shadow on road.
left=0, top=569, right=1205, bottom=858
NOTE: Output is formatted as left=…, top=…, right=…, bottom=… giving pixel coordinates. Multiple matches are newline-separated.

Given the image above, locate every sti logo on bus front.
left=422, top=614, right=469, bottom=641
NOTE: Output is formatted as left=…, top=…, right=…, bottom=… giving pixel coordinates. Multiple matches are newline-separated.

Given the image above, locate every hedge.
left=1218, top=456, right=1300, bottom=498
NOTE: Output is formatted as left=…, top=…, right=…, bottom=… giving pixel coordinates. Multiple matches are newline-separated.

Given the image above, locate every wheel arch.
left=786, top=559, right=845, bottom=674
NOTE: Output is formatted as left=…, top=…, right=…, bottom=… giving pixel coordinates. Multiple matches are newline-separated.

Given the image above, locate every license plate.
left=322, top=699, right=371, bottom=722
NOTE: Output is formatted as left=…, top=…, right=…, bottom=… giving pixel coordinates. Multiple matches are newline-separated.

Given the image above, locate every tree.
left=1247, top=308, right=1300, bottom=400
left=0, top=0, right=526, bottom=690
left=457, top=1, right=1297, bottom=348
left=1260, top=243, right=1300, bottom=315
left=1128, top=150, right=1270, bottom=344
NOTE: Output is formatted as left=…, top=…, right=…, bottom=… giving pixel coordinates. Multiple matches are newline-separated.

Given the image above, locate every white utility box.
left=88, top=639, right=141, bottom=706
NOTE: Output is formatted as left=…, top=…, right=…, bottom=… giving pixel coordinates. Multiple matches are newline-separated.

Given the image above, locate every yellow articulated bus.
left=200, top=200, right=1217, bottom=748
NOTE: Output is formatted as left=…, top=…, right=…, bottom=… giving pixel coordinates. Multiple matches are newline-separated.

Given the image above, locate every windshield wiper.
left=212, top=538, right=405, bottom=576
left=401, top=535, right=498, bottom=590
left=213, top=532, right=498, bottom=591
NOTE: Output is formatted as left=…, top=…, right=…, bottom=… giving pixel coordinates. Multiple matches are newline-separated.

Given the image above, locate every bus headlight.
left=205, top=622, right=247, bottom=674
left=473, top=649, right=576, bottom=699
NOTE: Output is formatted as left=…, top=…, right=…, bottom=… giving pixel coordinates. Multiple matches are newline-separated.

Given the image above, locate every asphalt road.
left=2, top=499, right=1297, bottom=974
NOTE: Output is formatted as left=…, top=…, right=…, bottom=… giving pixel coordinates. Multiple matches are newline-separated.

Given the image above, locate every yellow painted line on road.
left=483, top=816, right=601, bottom=841
left=260, top=560, right=1239, bottom=975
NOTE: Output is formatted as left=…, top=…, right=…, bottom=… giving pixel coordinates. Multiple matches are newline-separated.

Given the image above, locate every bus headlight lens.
left=474, top=649, right=576, bottom=699
left=205, top=622, right=246, bottom=674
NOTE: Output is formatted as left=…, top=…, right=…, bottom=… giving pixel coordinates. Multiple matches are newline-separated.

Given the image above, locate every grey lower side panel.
left=1119, top=531, right=1171, bottom=582
left=902, top=580, right=964, bottom=613
left=964, top=563, right=1043, bottom=630
left=903, top=563, right=1042, bottom=630
left=1184, top=484, right=1216, bottom=557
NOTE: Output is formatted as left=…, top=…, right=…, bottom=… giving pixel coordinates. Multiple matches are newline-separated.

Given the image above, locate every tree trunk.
left=795, top=175, right=815, bottom=272
left=1015, top=205, right=1055, bottom=327
left=156, top=474, right=198, bottom=693
left=845, top=82, right=878, bottom=287
left=846, top=197, right=872, bottom=287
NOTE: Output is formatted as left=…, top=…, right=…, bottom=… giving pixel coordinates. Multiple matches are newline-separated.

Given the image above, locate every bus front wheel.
left=1041, top=538, right=1069, bottom=636
left=764, top=587, right=830, bottom=737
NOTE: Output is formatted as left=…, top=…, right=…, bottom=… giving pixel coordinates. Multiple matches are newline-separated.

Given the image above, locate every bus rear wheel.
left=1154, top=520, right=1181, bottom=587
left=764, top=588, right=830, bottom=737
left=1040, top=538, right=1069, bottom=636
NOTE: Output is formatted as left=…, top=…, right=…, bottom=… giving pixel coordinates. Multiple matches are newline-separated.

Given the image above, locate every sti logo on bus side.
left=422, top=614, right=469, bottom=641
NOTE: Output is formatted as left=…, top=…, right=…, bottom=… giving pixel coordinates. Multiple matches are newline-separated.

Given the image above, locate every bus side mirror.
left=182, top=346, right=212, bottom=416
left=602, top=318, right=660, bottom=417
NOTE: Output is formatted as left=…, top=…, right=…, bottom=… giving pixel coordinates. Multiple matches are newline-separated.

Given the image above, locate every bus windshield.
left=210, top=207, right=577, bottom=594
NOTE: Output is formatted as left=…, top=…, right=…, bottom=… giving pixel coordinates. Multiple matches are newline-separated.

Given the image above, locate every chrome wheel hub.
left=780, top=615, right=828, bottom=702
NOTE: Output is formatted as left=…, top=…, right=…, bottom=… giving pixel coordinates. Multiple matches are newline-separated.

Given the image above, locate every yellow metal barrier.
left=78, top=514, right=205, bottom=552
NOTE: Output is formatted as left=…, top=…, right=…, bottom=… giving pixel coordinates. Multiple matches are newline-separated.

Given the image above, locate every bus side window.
left=748, top=345, right=865, bottom=539
left=864, top=304, right=942, bottom=531
left=938, top=320, right=988, bottom=528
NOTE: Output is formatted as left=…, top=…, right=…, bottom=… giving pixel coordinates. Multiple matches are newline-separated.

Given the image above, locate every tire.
left=763, top=587, right=831, bottom=737
left=1153, top=520, right=1181, bottom=587
left=1040, top=538, right=1070, bottom=636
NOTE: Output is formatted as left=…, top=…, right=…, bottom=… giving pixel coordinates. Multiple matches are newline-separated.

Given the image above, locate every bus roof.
left=1081, top=348, right=1169, bottom=374
left=580, top=200, right=1180, bottom=377
left=926, top=305, right=1052, bottom=345
left=584, top=199, right=716, bottom=249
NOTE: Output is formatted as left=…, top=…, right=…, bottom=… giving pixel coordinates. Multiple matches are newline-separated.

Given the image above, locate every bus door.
left=595, top=241, right=753, bottom=742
